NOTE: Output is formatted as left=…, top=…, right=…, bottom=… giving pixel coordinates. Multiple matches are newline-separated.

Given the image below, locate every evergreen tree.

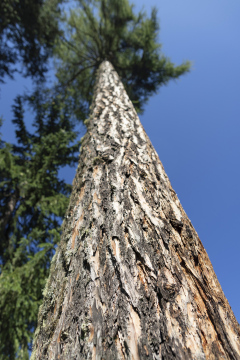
left=25, top=0, right=239, bottom=358
left=1, top=0, right=191, bottom=358
left=31, top=60, right=240, bottom=360
left=0, top=92, right=80, bottom=359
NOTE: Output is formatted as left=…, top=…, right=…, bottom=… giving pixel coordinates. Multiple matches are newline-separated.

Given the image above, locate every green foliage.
left=0, top=93, right=79, bottom=359
left=54, top=0, right=190, bottom=115
left=0, top=0, right=63, bottom=82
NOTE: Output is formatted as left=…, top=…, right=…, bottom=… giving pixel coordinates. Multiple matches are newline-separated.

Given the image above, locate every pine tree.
left=31, top=60, right=240, bottom=359
left=2, top=0, right=190, bottom=356
left=0, top=92, right=80, bottom=359
left=3, top=0, right=239, bottom=358
left=31, top=1, right=240, bottom=358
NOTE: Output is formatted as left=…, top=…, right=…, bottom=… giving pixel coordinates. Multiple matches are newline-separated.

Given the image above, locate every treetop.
left=54, top=0, right=191, bottom=116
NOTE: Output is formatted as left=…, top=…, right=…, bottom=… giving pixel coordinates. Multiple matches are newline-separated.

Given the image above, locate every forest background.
left=0, top=0, right=239, bottom=354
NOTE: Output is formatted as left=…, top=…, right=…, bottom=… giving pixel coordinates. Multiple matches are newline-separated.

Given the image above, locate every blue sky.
left=1, top=0, right=239, bottom=323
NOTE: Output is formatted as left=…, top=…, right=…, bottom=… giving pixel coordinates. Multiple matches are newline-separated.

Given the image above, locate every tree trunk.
left=31, top=61, right=240, bottom=360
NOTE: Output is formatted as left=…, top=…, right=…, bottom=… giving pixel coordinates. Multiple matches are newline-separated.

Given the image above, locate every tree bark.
left=31, top=61, right=240, bottom=360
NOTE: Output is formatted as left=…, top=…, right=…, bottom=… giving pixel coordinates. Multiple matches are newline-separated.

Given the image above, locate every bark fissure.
left=32, top=61, right=240, bottom=359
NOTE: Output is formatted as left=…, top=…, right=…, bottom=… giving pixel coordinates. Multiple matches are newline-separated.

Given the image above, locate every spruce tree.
left=31, top=1, right=240, bottom=359
left=0, top=92, right=79, bottom=359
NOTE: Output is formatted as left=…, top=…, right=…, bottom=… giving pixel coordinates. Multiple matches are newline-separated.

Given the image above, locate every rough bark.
left=31, top=61, right=240, bottom=360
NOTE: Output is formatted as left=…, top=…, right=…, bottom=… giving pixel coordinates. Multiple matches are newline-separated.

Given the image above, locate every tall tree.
left=1, top=0, right=190, bottom=357
left=0, top=0, right=62, bottom=82
left=31, top=0, right=239, bottom=358
left=31, top=60, right=240, bottom=359
left=0, top=92, right=79, bottom=359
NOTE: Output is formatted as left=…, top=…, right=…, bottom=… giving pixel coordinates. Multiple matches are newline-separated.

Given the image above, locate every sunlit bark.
left=31, top=61, right=240, bottom=360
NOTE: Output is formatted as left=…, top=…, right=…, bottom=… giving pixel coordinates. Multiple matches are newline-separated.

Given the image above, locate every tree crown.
left=0, top=0, right=63, bottom=82
left=54, top=0, right=190, bottom=115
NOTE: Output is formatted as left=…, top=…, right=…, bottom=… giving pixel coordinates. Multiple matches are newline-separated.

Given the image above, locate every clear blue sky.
left=1, top=0, right=239, bottom=323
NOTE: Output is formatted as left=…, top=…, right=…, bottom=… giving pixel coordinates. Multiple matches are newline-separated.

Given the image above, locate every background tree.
left=0, top=92, right=80, bottom=359
left=0, top=0, right=63, bottom=82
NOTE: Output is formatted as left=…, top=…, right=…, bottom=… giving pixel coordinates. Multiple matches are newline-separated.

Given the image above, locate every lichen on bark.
left=31, top=61, right=240, bottom=360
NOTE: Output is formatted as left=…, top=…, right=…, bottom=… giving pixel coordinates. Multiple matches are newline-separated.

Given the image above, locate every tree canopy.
left=54, top=0, right=190, bottom=115
left=0, top=0, right=62, bottom=82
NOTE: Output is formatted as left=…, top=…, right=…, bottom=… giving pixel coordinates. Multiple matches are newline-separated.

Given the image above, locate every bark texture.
left=31, top=61, right=240, bottom=360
